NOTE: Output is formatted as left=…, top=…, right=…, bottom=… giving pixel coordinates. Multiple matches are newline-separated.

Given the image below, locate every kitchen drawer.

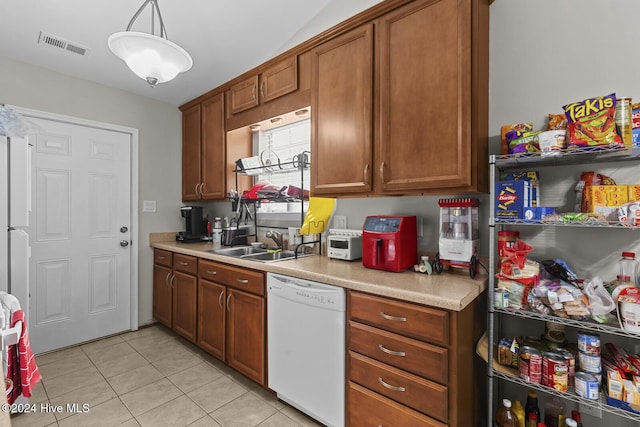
left=198, top=260, right=264, bottom=296
left=349, top=321, right=448, bottom=384
left=198, top=259, right=230, bottom=284
left=154, top=249, right=173, bottom=268
left=173, top=254, right=197, bottom=275
left=348, top=382, right=446, bottom=427
left=349, top=351, right=448, bottom=422
left=349, top=291, right=448, bottom=346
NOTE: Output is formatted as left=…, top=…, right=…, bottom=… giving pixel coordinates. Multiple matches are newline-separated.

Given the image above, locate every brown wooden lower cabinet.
left=197, top=259, right=266, bottom=386
left=197, top=279, right=225, bottom=360
left=347, top=290, right=484, bottom=427
left=151, top=250, right=198, bottom=343
left=348, top=382, right=446, bottom=427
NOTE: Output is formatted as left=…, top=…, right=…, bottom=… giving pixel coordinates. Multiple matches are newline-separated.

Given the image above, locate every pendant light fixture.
left=108, top=0, right=192, bottom=88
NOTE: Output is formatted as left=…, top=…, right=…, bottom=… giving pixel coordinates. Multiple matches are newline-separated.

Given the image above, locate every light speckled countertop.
left=151, top=238, right=487, bottom=311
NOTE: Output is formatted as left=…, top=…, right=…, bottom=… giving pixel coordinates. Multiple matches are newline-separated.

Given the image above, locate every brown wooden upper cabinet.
left=182, top=92, right=227, bottom=201
left=311, top=0, right=489, bottom=197
left=311, top=24, right=374, bottom=195
left=228, top=56, right=299, bottom=115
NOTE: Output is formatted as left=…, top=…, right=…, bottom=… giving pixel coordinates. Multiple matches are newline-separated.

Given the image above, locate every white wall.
left=0, top=56, right=183, bottom=327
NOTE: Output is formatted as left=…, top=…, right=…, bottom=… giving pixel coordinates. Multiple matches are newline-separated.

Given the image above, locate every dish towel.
left=6, top=309, right=41, bottom=404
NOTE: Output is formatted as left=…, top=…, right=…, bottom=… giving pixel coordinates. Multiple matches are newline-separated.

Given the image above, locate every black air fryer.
left=176, top=206, right=205, bottom=242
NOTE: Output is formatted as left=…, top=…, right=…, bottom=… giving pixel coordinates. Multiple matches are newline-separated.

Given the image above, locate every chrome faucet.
left=265, top=229, right=284, bottom=250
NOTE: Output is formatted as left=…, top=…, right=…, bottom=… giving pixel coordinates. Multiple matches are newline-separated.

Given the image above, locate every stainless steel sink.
left=240, top=250, right=297, bottom=263
left=210, top=246, right=268, bottom=257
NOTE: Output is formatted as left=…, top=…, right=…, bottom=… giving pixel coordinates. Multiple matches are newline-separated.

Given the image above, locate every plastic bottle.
left=570, top=411, right=583, bottom=427
left=525, top=390, right=541, bottom=427
left=212, top=217, right=222, bottom=249
left=512, top=399, right=525, bottom=427
left=618, top=251, right=639, bottom=285
left=526, top=412, right=538, bottom=427
left=543, top=395, right=566, bottom=427
left=496, top=398, right=517, bottom=427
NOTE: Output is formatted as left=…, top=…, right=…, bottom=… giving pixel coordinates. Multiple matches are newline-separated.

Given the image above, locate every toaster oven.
left=327, top=229, right=362, bottom=261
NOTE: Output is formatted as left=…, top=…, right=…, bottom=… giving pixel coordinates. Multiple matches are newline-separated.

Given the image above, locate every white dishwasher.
left=267, top=272, right=345, bottom=427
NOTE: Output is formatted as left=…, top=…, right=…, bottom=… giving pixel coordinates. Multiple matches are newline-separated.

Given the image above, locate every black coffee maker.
left=176, top=206, right=206, bottom=243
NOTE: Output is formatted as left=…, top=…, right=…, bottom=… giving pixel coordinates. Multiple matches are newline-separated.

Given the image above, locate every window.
left=255, top=118, right=310, bottom=214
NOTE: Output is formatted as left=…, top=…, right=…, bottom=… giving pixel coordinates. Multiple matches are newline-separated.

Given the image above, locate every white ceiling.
left=0, top=1, right=380, bottom=107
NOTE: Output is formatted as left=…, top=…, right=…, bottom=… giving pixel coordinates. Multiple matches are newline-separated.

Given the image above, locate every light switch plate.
left=143, top=200, right=157, bottom=213
left=334, top=215, right=347, bottom=229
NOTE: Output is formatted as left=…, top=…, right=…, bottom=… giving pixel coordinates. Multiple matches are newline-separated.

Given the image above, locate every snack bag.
left=548, top=113, right=568, bottom=130
left=501, top=123, right=533, bottom=154
left=574, top=171, right=616, bottom=212
left=507, top=130, right=542, bottom=155
left=563, top=93, right=623, bottom=148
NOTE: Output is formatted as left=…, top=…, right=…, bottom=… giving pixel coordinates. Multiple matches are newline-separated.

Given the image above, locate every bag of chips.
left=563, top=93, right=623, bottom=149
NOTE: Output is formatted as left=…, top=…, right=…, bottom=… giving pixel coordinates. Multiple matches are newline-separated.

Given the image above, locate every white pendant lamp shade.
left=107, top=0, right=192, bottom=87
left=108, top=31, right=192, bottom=87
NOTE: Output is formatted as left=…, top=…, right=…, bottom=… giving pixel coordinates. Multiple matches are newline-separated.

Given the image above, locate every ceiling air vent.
left=37, top=31, right=90, bottom=57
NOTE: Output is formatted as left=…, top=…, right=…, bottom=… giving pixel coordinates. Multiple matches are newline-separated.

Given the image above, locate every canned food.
left=574, top=372, right=600, bottom=400
left=577, top=331, right=601, bottom=355
left=519, top=346, right=542, bottom=384
left=549, top=348, right=576, bottom=386
left=494, top=288, right=509, bottom=309
left=578, top=351, right=602, bottom=373
left=543, top=353, right=569, bottom=392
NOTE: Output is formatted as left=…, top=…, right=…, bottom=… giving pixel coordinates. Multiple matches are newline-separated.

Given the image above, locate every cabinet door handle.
left=378, top=377, right=406, bottom=392
left=252, top=84, right=257, bottom=101
left=165, top=272, right=171, bottom=287
left=199, top=183, right=205, bottom=196
left=226, top=294, right=232, bottom=311
left=378, top=344, right=405, bottom=357
left=379, top=311, right=407, bottom=322
left=260, top=80, right=265, bottom=99
left=169, top=274, right=175, bottom=289
left=236, top=278, right=249, bottom=284
left=379, top=161, right=387, bottom=184
left=206, top=270, right=217, bottom=275
left=218, top=291, right=224, bottom=309
left=364, top=163, right=370, bottom=186
left=194, top=183, right=199, bottom=195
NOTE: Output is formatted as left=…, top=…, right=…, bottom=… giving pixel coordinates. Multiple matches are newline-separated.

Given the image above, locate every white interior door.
left=25, top=116, right=133, bottom=354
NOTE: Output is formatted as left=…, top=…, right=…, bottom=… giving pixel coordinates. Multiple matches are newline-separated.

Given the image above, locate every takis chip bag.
left=563, top=93, right=623, bottom=148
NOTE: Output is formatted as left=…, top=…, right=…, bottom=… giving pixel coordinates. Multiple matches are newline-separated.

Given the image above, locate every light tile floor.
left=11, top=324, right=324, bottom=427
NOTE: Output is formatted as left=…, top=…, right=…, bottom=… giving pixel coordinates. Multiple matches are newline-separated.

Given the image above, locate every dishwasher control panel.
left=267, top=273, right=346, bottom=312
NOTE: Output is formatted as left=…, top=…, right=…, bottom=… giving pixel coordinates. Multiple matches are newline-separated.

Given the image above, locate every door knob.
left=120, top=226, right=128, bottom=233
left=120, top=240, right=130, bottom=247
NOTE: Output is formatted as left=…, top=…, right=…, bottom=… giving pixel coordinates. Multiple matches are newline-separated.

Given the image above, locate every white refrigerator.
left=0, top=135, right=31, bottom=325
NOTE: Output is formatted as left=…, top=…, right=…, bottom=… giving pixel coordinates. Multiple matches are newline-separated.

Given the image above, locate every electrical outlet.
left=334, top=215, right=347, bottom=229
left=580, top=401, right=602, bottom=419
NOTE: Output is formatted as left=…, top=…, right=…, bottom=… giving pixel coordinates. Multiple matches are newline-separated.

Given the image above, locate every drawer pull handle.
left=378, top=377, right=406, bottom=392
left=378, top=344, right=405, bottom=357
left=379, top=311, right=407, bottom=322
left=206, top=270, right=217, bottom=275
left=179, top=261, right=189, bottom=266
left=157, top=256, right=165, bottom=260
left=236, top=278, right=249, bottom=284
